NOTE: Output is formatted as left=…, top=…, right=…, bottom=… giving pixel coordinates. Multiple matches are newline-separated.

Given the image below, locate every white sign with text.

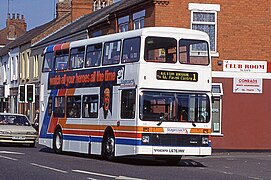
left=233, top=78, right=262, bottom=94
left=223, top=60, right=267, bottom=73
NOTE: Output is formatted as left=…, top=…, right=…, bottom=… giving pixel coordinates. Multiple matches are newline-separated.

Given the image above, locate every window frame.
left=69, top=46, right=85, bottom=69
left=53, top=96, right=65, bottom=118
left=85, top=43, right=102, bottom=68
left=54, top=50, right=69, bottom=71
left=211, top=83, right=223, bottom=135
left=102, top=40, right=122, bottom=66
left=42, top=52, right=54, bottom=72
left=66, top=95, right=82, bottom=118
left=133, top=10, right=145, bottom=30
left=118, top=16, right=129, bottom=32
left=82, top=95, right=99, bottom=118
left=122, top=37, right=141, bottom=63
left=179, top=39, right=210, bottom=65
left=121, top=89, right=136, bottom=119
left=189, top=3, right=220, bottom=56
left=144, top=36, right=177, bottom=63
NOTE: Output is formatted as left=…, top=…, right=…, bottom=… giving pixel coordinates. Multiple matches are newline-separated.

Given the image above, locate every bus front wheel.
left=103, top=133, right=115, bottom=161
left=53, top=129, right=63, bottom=154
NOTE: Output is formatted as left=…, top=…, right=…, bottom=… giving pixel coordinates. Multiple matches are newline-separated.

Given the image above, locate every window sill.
left=211, top=52, right=219, bottom=58
left=211, top=133, right=224, bottom=137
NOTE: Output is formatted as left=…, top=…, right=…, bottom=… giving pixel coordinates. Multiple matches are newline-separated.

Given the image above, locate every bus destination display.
left=156, top=70, right=198, bottom=82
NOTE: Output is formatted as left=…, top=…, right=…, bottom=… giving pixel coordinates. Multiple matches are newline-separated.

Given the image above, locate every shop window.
left=82, top=95, right=98, bottom=118
left=211, top=83, right=223, bottom=135
left=121, top=89, right=136, bottom=119
left=66, top=96, right=81, bottom=118
left=133, top=10, right=145, bottom=30
left=189, top=3, right=220, bottom=55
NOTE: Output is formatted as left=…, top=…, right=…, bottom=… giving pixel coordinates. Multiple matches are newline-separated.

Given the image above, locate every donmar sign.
left=156, top=70, right=198, bottom=82
left=48, top=66, right=125, bottom=89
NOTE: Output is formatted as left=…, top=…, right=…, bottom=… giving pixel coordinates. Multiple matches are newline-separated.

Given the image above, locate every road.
left=0, top=143, right=270, bottom=180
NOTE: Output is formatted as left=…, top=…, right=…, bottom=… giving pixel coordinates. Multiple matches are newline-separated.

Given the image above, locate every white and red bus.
left=39, top=27, right=212, bottom=164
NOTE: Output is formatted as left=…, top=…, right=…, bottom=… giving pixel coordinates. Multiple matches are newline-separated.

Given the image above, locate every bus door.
left=117, top=88, right=137, bottom=156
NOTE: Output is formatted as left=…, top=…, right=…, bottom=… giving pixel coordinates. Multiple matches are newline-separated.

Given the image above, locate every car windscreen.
left=0, top=115, right=31, bottom=126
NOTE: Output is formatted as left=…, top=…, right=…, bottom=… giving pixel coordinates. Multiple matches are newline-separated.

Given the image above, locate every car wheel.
left=103, top=133, right=115, bottom=161
left=53, top=129, right=63, bottom=153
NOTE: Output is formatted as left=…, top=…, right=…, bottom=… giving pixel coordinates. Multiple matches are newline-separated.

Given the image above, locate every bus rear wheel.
left=53, top=129, right=63, bottom=154
left=103, top=133, right=115, bottom=161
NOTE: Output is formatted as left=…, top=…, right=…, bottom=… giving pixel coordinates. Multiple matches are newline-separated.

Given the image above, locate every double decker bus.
left=39, top=27, right=212, bottom=164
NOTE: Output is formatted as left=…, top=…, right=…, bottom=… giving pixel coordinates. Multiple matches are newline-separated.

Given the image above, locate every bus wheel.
left=103, top=133, right=115, bottom=161
left=53, top=129, right=63, bottom=154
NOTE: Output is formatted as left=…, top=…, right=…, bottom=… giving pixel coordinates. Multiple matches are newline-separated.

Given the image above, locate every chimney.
left=92, top=0, right=113, bottom=12
left=71, top=0, right=92, bottom=21
left=56, top=0, right=71, bottom=19
left=6, top=12, right=27, bottom=40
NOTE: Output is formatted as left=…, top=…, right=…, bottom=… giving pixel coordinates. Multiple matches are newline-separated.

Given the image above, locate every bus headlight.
left=142, top=135, right=150, bottom=143
left=202, top=137, right=209, bottom=145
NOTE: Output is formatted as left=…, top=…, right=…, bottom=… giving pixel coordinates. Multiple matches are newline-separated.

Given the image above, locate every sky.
left=0, top=0, right=121, bottom=31
left=0, top=0, right=56, bottom=30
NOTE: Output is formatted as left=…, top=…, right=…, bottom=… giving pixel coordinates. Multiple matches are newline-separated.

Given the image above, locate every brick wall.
left=71, top=0, right=92, bottom=21
left=153, top=0, right=271, bottom=71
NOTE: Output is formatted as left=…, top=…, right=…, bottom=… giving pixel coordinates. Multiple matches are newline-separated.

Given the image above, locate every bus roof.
left=69, top=27, right=209, bottom=48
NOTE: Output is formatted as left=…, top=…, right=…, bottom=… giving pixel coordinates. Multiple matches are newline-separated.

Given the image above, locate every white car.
left=0, top=113, right=37, bottom=147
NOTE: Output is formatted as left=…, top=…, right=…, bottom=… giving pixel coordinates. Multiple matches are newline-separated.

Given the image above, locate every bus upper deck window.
left=55, top=50, right=69, bottom=70
left=103, top=40, right=121, bottom=66
left=122, top=37, right=140, bottom=63
left=179, top=39, right=209, bottom=65
left=144, top=37, right=177, bottom=63
left=85, top=43, right=102, bottom=67
left=70, top=46, right=85, bottom=69
left=42, top=52, right=54, bottom=72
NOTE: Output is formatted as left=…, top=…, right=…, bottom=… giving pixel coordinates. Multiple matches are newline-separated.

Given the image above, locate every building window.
left=189, top=3, right=220, bottom=54
left=82, top=95, right=98, bottom=118
left=21, top=54, right=25, bottom=79
left=118, top=16, right=129, bottom=32
left=33, top=55, right=39, bottom=79
left=211, top=83, right=223, bottom=135
left=133, top=10, right=145, bottom=30
left=26, top=52, right=30, bottom=79
left=121, top=89, right=136, bottom=119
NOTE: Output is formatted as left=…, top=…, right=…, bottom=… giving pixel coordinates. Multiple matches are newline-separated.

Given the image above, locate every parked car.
left=0, top=113, right=37, bottom=147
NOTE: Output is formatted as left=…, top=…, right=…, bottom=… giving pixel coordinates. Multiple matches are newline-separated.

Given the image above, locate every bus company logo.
left=156, top=70, right=198, bottom=82
left=48, top=66, right=125, bottom=89
left=166, top=128, right=188, bottom=134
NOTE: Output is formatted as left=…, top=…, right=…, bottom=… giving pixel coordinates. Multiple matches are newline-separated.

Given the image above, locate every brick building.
left=1, top=0, right=270, bottom=150
left=0, top=13, right=26, bottom=48
left=0, top=0, right=114, bottom=122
